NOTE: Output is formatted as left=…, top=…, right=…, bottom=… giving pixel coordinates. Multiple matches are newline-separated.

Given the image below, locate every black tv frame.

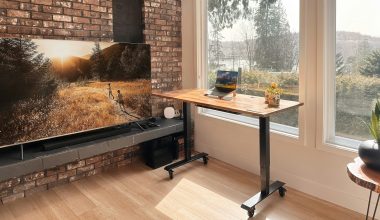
left=0, top=38, right=152, bottom=153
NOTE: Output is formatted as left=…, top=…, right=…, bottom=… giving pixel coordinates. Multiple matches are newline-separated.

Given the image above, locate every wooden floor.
left=0, top=157, right=364, bottom=220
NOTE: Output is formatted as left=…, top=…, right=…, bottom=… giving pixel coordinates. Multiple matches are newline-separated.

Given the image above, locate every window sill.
left=197, top=108, right=302, bottom=146
left=317, top=137, right=359, bottom=158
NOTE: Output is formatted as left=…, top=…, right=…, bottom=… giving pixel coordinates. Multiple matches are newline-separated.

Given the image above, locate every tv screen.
left=0, top=38, right=151, bottom=148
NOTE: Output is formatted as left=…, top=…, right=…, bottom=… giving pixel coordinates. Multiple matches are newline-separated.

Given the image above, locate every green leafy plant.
left=265, top=82, right=283, bottom=95
left=367, top=99, right=380, bottom=143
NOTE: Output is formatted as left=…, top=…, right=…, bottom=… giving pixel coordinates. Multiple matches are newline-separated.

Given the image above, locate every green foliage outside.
left=208, top=71, right=380, bottom=139
left=360, top=50, right=380, bottom=77
left=253, top=0, right=296, bottom=71
left=367, top=100, right=380, bottom=143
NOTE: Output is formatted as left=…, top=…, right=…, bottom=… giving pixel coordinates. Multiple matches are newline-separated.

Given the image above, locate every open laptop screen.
left=215, top=70, right=238, bottom=93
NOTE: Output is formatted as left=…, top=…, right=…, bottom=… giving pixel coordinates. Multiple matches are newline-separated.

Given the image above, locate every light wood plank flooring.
left=0, top=158, right=364, bottom=220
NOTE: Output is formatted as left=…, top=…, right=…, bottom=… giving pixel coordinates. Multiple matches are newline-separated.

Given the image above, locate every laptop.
left=206, top=70, right=239, bottom=98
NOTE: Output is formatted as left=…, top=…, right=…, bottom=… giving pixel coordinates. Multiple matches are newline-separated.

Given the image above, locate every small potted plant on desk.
left=359, top=99, right=380, bottom=171
left=265, top=82, right=283, bottom=107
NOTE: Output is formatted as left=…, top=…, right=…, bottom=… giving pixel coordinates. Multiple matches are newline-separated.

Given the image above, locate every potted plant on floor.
left=265, top=82, right=283, bottom=107
left=359, top=99, right=380, bottom=171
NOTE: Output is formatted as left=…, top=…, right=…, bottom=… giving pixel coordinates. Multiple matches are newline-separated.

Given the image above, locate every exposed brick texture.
left=0, top=0, right=184, bottom=204
left=0, top=145, right=140, bottom=204
left=0, top=0, right=183, bottom=115
left=143, top=0, right=182, bottom=115
left=0, top=0, right=113, bottom=41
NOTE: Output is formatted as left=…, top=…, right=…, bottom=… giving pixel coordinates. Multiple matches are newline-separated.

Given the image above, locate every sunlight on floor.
left=156, top=178, right=248, bottom=220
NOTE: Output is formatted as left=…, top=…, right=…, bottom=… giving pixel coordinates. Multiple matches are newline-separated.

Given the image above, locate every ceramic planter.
left=358, top=140, right=380, bottom=171
left=264, top=91, right=269, bottom=104
left=267, top=94, right=280, bottom=107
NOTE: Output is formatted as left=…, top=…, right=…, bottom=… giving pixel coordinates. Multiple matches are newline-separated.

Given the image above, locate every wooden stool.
left=347, top=157, right=380, bottom=220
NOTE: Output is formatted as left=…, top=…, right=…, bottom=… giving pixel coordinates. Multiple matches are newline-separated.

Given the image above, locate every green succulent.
left=367, top=99, right=380, bottom=143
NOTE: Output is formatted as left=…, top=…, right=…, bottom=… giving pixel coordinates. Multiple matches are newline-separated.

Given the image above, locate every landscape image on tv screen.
left=0, top=38, right=151, bottom=147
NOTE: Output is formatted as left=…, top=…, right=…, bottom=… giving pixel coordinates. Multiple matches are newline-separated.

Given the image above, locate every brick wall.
left=0, top=146, right=140, bottom=204
left=143, top=0, right=182, bottom=115
left=0, top=0, right=183, bottom=204
left=0, top=0, right=113, bottom=41
left=0, top=0, right=183, bottom=115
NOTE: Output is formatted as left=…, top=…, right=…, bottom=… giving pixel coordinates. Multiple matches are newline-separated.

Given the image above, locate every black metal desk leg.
left=241, top=117, right=286, bottom=218
left=164, top=102, right=209, bottom=179
left=183, top=102, right=192, bottom=161
left=259, top=117, right=270, bottom=195
left=20, top=144, right=24, bottom=161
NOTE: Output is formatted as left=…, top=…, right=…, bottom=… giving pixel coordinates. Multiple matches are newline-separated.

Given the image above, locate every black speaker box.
left=142, top=136, right=179, bottom=169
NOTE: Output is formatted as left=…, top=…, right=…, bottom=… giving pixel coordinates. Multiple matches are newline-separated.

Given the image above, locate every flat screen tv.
left=0, top=38, right=151, bottom=148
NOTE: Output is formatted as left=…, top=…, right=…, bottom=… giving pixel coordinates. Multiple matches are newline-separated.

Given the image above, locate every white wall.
left=182, top=0, right=376, bottom=217
left=181, top=0, right=196, bottom=89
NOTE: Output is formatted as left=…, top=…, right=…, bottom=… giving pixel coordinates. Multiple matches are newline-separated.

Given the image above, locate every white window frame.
left=195, top=0, right=361, bottom=155
left=195, top=0, right=318, bottom=149
left=316, top=0, right=358, bottom=157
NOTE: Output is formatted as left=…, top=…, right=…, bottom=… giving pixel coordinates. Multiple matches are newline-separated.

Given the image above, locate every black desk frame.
left=164, top=102, right=209, bottom=179
left=240, top=117, right=286, bottom=217
left=164, top=102, right=286, bottom=218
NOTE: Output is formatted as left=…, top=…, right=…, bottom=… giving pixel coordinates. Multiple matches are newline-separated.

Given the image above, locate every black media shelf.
left=0, top=118, right=183, bottom=182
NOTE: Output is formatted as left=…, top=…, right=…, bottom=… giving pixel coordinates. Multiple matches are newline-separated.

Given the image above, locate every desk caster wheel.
left=247, top=207, right=255, bottom=218
left=168, top=170, right=174, bottom=180
left=203, top=156, right=209, bottom=165
left=279, top=186, right=287, bottom=197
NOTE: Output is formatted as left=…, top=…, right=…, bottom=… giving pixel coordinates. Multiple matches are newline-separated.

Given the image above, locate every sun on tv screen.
left=0, top=38, right=151, bottom=148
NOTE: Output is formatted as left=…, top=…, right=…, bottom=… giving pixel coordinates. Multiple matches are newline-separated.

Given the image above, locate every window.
left=199, top=0, right=375, bottom=151
left=204, top=0, right=300, bottom=135
left=324, top=0, right=380, bottom=149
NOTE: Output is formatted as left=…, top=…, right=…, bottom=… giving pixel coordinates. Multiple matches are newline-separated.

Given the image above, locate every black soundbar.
left=42, top=126, right=132, bottom=151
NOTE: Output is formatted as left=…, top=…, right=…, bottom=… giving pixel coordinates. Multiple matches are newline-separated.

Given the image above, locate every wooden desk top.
left=153, top=89, right=303, bottom=117
left=347, top=157, right=380, bottom=193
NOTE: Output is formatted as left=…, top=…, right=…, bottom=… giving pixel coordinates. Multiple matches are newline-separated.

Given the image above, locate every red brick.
left=19, top=19, right=41, bottom=27
left=46, top=166, right=66, bottom=176
left=86, top=156, right=102, bottom=165
left=73, top=16, right=90, bottom=24
left=43, top=6, right=63, bottom=14
left=43, top=20, right=63, bottom=28
left=36, top=175, right=57, bottom=186
left=73, top=3, right=90, bottom=11
left=100, top=25, right=111, bottom=31
left=32, top=12, right=52, bottom=20
left=7, top=10, right=30, bottom=18
left=31, top=0, right=52, bottom=5
left=100, top=12, right=111, bottom=19
left=64, top=22, right=82, bottom=29
left=0, top=178, right=20, bottom=191
left=95, top=159, right=110, bottom=168
left=86, top=168, right=101, bottom=176
left=53, top=14, right=71, bottom=22
left=0, top=1, right=19, bottom=9
left=77, top=164, right=94, bottom=174
left=83, top=0, right=100, bottom=5
left=67, top=160, right=85, bottom=170
left=58, top=170, right=76, bottom=180
left=64, top=8, right=82, bottom=16
left=90, top=5, right=107, bottom=13
left=0, top=189, right=12, bottom=198
left=83, top=10, right=100, bottom=18
left=53, top=0, right=72, bottom=8
left=23, top=172, right=45, bottom=182
left=20, top=3, right=39, bottom=11
left=13, top=181, right=35, bottom=193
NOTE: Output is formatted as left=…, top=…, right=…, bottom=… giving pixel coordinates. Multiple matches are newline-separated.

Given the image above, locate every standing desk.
left=153, top=89, right=303, bottom=218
